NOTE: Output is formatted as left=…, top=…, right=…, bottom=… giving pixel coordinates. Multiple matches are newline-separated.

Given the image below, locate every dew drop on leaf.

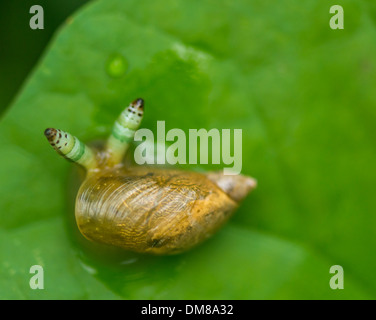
left=106, top=53, right=128, bottom=78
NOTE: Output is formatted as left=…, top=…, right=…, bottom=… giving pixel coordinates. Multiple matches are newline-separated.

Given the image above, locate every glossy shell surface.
left=76, top=166, right=238, bottom=254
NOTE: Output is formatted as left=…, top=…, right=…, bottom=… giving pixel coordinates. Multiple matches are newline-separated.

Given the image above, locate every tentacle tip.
left=131, top=98, right=144, bottom=110
left=44, top=128, right=57, bottom=141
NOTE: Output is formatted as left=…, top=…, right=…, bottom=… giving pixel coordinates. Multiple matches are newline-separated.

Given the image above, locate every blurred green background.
left=0, top=0, right=375, bottom=300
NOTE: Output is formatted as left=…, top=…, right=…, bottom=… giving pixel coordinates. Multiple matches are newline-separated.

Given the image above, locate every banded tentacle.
left=44, top=128, right=98, bottom=171
left=105, top=98, right=144, bottom=166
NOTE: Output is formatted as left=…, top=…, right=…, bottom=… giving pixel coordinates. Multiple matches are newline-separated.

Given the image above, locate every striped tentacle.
left=105, top=98, right=144, bottom=166
left=44, top=128, right=97, bottom=171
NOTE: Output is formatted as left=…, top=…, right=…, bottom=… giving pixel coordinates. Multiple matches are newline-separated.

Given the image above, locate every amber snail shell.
left=44, top=98, right=256, bottom=255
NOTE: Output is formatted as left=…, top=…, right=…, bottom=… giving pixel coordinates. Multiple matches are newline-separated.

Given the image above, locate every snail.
left=44, top=98, right=257, bottom=255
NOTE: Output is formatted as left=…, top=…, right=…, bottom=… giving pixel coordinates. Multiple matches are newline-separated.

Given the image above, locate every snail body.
left=45, top=98, right=256, bottom=255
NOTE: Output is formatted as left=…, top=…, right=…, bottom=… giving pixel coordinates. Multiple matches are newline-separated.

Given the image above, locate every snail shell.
left=45, top=98, right=256, bottom=255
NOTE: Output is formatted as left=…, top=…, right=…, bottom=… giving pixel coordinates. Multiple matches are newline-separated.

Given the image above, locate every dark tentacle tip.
left=44, top=128, right=57, bottom=141
left=132, top=98, right=144, bottom=110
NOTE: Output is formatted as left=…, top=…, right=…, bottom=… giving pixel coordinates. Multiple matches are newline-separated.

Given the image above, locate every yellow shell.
left=76, top=166, right=255, bottom=255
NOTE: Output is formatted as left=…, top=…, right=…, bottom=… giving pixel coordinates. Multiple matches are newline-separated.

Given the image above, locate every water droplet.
left=106, top=53, right=128, bottom=78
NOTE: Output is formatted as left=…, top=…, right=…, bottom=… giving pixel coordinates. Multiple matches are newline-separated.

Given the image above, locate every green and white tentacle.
left=105, top=98, right=144, bottom=165
left=44, top=98, right=144, bottom=169
left=44, top=128, right=97, bottom=171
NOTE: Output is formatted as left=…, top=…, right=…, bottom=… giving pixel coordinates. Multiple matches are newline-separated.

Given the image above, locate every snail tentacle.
left=44, top=128, right=98, bottom=171
left=105, top=98, right=144, bottom=166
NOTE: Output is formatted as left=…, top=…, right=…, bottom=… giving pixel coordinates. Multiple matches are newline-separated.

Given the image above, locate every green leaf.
left=1, top=0, right=375, bottom=299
